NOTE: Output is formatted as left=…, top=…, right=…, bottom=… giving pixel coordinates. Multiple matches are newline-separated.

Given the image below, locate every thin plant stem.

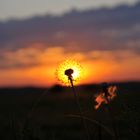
left=69, top=78, right=91, bottom=140
left=98, top=121, right=102, bottom=140
left=105, top=105, right=119, bottom=140
left=63, top=114, right=114, bottom=137
left=27, top=88, right=50, bottom=119
left=9, top=113, right=18, bottom=140
left=21, top=88, right=50, bottom=140
left=51, top=130, right=56, bottom=140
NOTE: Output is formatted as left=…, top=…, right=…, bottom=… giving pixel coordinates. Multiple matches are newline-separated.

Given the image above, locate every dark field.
left=0, top=82, right=140, bottom=140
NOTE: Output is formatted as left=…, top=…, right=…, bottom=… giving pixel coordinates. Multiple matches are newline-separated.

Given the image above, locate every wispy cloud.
left=0, top=46, right=140, bottom=87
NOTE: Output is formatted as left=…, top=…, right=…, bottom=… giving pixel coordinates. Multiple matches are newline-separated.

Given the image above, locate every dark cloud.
left=0, top=2, right=140, bottom=52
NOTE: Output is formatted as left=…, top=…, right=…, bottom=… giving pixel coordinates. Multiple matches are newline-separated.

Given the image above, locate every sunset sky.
left=0, top=0, right=140, bottom=87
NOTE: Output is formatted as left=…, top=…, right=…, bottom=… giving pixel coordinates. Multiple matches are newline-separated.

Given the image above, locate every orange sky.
left=0, top=2, right=140, bottom=87
left=0, top=46, right=140, bottom=87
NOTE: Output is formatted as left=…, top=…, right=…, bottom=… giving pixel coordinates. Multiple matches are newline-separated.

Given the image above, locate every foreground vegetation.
left=0, top=82, right=140, bottom=140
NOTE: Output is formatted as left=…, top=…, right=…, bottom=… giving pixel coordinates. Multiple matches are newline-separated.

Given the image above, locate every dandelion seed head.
left=56, top=59, right=83, bottom=86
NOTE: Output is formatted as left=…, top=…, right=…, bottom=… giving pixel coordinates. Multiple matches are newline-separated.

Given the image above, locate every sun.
left=56, top=59, right=83, bottom=85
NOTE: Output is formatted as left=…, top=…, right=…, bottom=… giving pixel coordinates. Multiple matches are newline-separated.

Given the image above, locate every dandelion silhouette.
left=56, top=59, right=83, bottom=86
left=95, top=83, right=117, bottom=109
left=65, top=68, right=73, bottom=80
left=56, top=59, right=90, bottom=140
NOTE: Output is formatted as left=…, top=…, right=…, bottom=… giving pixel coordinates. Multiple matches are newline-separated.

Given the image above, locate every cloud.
left=0, top=3, right=140, bottom=86
left=0, top=45, right=139, bottom=69
left=0, top=2, right=140, bottom=52
left=0, top=46, right=140, bottom=87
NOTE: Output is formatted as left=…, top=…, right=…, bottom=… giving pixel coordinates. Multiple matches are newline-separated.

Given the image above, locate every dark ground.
left=0, top=82, right=140, bottom=140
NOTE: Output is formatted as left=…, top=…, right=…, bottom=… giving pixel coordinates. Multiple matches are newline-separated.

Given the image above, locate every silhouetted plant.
left=56, top=59, right=91, bottom=140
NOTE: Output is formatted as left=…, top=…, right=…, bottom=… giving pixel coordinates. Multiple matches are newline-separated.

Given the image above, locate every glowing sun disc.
left=56, top=59, right=83, bottom=85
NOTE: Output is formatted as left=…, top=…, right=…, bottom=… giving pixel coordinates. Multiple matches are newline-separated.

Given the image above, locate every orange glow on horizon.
left=0, top=46, right=140, bottom=87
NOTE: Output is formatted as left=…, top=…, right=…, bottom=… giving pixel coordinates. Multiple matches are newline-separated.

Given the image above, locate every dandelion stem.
left=69, top=78, right=91, bottom=140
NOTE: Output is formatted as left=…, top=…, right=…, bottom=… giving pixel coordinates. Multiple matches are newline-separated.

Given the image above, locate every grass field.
left=0, top=82, right=140, bottom=140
